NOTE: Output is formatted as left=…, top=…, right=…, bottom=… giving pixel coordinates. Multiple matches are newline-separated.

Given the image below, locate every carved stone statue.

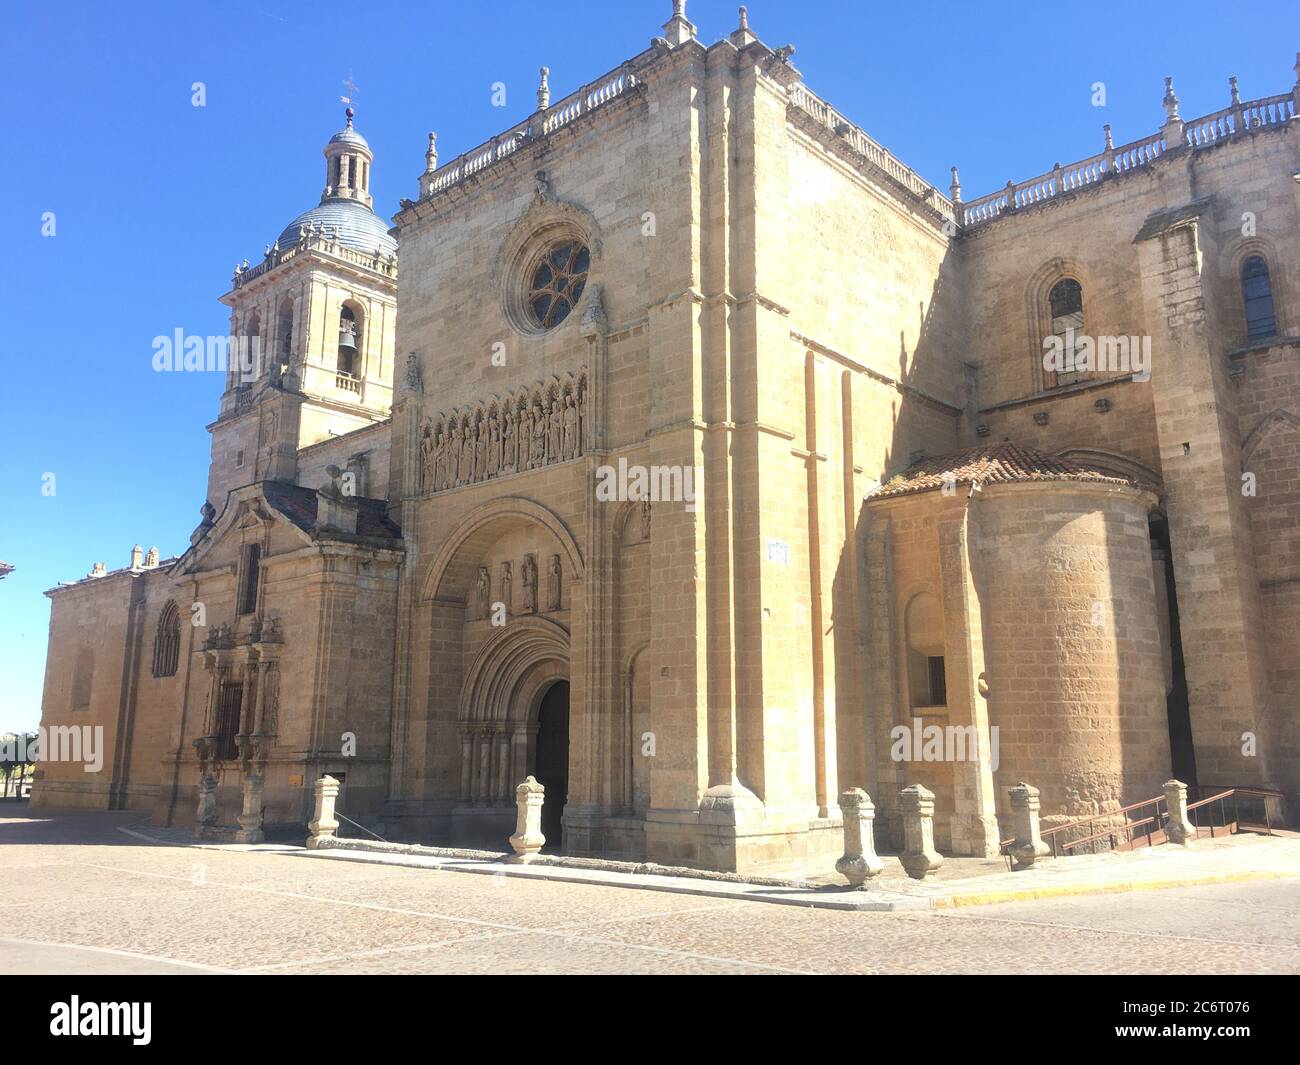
left=547, top=399, right=563, bottom=463
left=562, top=394, right=578, bottom=460
left=449, top=425, right=463, bottom=486
left=434, top=430, right=449, bottom=490
left=486, top=415, right=500, bottom=479
left=403, top=353, right=423, bottom=394
left=502, top=410, right=515, bottom=474
left=474, top=421, right=487, bottom=482
left=640, top=499, right=652, bottom=542
left=460, top=425, right=474, bottom=485
left=420, top=421, right=435, bottom=488
left=530, top=405, right=546, bottom=469
left=477, top=566, right=491, bottom=618
left=546, top=554, right=562, bottom=612
left=500, top=561, right=513, bottom=616
left=522, top=555, right=538, bottom=614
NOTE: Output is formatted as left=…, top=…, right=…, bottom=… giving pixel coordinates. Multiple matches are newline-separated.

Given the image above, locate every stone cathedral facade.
left=32, top=4, right=1300, bottom=873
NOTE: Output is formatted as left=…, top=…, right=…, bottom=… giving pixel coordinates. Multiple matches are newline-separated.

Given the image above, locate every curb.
left=933, top=869, right=1300, bottom=908
left=113, top=824, right=1300, bottom=913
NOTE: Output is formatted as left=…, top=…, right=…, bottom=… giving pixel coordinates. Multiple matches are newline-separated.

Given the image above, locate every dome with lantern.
left=273, top=108, right=397, bottom=258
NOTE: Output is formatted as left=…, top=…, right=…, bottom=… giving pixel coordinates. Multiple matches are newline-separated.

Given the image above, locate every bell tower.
left=206, top=109, right=399, bottom=511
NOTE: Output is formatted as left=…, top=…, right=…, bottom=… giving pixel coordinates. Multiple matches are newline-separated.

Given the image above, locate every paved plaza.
left=1, top=807, right=1297, bottom=975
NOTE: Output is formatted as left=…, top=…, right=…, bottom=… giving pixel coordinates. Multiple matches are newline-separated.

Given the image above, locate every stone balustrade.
left=233, top=229, right=397, bottom=289
left=423, top=61, right=644, bottom=200
left=789, top=83, right=957, bottom=225
left=960, top=76, right=1297, bottom=229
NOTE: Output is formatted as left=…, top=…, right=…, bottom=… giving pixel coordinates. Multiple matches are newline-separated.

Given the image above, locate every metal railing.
left=1186, top=786, right=1283, bottom=839
left=999, top=785, right=1288, bottom=869
left=333, top=807, right=389, bottom=844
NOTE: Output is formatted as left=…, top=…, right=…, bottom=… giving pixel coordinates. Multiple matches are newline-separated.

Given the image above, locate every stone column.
left=1009, top=782, right=1051, bottom=868
left=458, top=730, right=473, bottom=803
left=476, top=731, right=492, bottom=807
left=507, top=776, right=546, bottom=864
left=194, top=774, right=218, bottom=833
left=1164, top=779, right=1197, bottom=846
left=235, top=772, right=265, bottom=844
left=495, top=733, right=511, bottom=806
left=237, top=662, right=255, bottom=737
left=899, top=784, right=943, bottom=879
left=252, top=659, right=269, bottom=734
left=835, top=788, right=884, bottom=888
left=307, top=774, right=340, bottom=849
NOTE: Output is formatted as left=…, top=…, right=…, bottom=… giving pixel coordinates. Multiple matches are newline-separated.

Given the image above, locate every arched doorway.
left=534, top=679, right=569, bottom=851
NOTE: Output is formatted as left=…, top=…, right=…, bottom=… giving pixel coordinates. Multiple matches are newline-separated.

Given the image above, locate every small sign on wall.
left=289, top=774, right=303, bottom=787
left=766, top=539, right=789, bottom=565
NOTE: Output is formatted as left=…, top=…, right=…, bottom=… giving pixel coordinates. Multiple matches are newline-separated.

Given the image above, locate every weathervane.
left=341, top=72, right=359, bottom=108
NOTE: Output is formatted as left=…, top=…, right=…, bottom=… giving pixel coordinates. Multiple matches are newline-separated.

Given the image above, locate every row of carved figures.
left=474, top=553, right=562, bottom=619
left=420, top=376, right=588, bottom=493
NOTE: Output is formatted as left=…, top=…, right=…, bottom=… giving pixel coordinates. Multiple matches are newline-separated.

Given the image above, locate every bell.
left=338, top=325, right=357, bottom=351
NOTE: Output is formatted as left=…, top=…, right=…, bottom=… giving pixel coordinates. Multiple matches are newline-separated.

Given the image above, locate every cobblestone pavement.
left=2, top=808, right=1297, bottom=975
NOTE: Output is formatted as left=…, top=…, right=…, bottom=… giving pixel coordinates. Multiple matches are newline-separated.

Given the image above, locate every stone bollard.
left=235, top=773, right=265, bottom=844
left=899, top=784, right=944, bottom=879
left=1163, top=779, right=1197, bottom=846
left=1008, top=782, right=1051, bottom=869
left=194, top=774, right=218, bottom=835
left=306, top=774, right=340, bottom=849
left=835, top=788, right=885, bottom=888
left=507, top=776, right=546, bottom=864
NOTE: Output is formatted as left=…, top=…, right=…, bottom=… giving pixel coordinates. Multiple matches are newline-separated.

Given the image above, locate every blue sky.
left=3, top=0, right=1296, bottom=732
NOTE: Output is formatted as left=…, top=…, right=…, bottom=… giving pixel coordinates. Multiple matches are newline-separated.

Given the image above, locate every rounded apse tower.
left=972, top=475, right=1171, bottom=829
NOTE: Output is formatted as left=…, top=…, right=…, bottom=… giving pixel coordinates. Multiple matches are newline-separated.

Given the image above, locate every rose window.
left=527, top=242, right=589, bottom=329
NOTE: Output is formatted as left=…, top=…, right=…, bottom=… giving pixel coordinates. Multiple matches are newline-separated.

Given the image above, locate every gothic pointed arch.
left=1025, top=257, right=1092, bottom=392
left=152, top=600, right=181, bottom=678
left=1241, top=408, right=1300, bottom=467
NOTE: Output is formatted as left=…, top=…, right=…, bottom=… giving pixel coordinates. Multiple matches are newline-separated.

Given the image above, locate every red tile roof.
left=868, top=442, right=1146, bottom=500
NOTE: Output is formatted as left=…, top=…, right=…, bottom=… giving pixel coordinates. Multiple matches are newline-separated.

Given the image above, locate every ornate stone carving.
left=522, top=554, right=538, bottom=614
left=403, top=352, right=423, bottom=394
left=204, top=623, right=234, bottom=651
left=499, top=561, right=512, bottom=616
left=546, top=554, right=562, bottom=611
left=419, top=369, right=589, bottom=494
left=477, top=566, right=491, bottom=619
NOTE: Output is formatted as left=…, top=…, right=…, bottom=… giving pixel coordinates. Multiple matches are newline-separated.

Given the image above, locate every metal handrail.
left=1000, top=785, right=1287, bottom=868
left=334, top=809, right=388, bottom=844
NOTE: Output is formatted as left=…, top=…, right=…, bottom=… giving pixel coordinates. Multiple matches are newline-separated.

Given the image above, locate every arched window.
left=276, top=297, right=294, bottom=369
left=337, top=302, right=363, bottom=380
left=152, top=601, right=181, bottom=678
left=1049, top=279, right=1085, bottom=387
left=239, top=312, right=261, bottom=384
left=238, top=543, right=261, bottom=616
left=1241, top=256, right=1277, bottom=341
